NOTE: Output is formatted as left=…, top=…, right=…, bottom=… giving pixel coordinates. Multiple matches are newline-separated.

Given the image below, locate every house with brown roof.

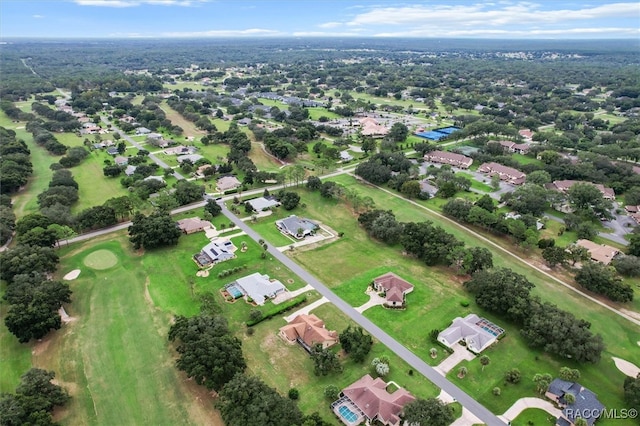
left=478, top=162, right=526, bottom=185
left=331, top=374, right=415, bottom=426
left=279, top=314, right=338, bottom=351
left=177, top=217, right=212, bottom=234
left=519, top=129, right=534, bottom=141
left=575, top=239, right=619, bottom=265
left=358, top=117, right=389, bottom=138
left=372, top=272, right=414, bottom=307
left=424, top=150, right=473, bottom=169
left=497, top=140, right=531, bottom=154
left=625, top=205, right=640, bottom=224
left=548, top=180, right=615, bottom=200
left=216, top=176, right=241, bottom=192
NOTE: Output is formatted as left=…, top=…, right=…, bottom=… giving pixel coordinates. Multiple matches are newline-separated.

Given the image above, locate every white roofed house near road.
left=438, top=313, right=505, bottom=354
left=232, top=272, right=286, bottom=306
left=276, top=215, right=319, bottom=239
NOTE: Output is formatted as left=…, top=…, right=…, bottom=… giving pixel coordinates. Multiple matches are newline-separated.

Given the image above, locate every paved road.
left=217, top=200, right=507, bottom=426
left=100, top=116, right=185, bottom=181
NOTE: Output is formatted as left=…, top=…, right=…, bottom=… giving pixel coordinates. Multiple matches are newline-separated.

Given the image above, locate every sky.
left=1, top=0, right=639, bottom=39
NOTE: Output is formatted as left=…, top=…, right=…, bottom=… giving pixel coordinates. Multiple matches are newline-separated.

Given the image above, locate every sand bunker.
left=196, top=270, right=209, bottom=277
left=83, top=249, right=118, bottom=270
left=63, top=269, right=81, bottom=280
left=612, top=357, right=640, bottom=378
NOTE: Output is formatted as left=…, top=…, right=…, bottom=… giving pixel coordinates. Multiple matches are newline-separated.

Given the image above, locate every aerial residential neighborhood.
left=0, top=2, right=639, bottom=426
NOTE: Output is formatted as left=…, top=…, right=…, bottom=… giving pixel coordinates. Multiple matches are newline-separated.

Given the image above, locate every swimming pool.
left=338, top=405, right=358, bottom=423
left=226, top=284, right=243, bottom=299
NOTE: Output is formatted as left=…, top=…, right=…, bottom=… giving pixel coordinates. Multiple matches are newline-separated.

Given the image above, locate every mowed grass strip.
left=45, top=236, right=222, bottom=426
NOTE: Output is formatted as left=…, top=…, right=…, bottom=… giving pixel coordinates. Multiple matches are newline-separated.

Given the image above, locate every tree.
left=216, top=374, right=303, bottom=426
left=505, top=368, right=522, bottom=384
left=479, top=355, right=491, bottom=371
left=324, top=384, right=339, bottom=400
left=612, top=255, right=640, bottom=277
left=403, top=398, right=454, bottom=426
left=0, top=245, right=59, bottom=282
left=466, top=247, right=493, bottom=274
left=567, top=183, right=613, bottom=220
left=128, top=212, right=181, bottom=250
left=204, top=199, right=222, bottom=217
left=280, top=191, right=301, bottom=211
left=504, top=184, right=549, bottom=216
left=4, top=273, right=72, bottom=343
left=527, top=170, right=552, bottom=186
left=533, top=373, right=553, bottom=395
left=0, top=368, right=69, bottom=426
left=475, top=194, right=496, bottom=212
left=566, top=244, right=590, bottom=266
left=623, top=374, right=640, bottom=409
left=575, top=261, right=633, bottom=302
left=306, top=175, right=322, bottom=191
left=388, top=122, right=409, bottom=143
left=168, top=314, right=245, bottom=391
left=361, top=137, right=377, bottom=154
left=559, top=367, right=581, bottom=381
left=310, top=344, right=342, bottom=376
left=628, top=232, right=640, bottom=257
left=400, top=180, right=421, bottom=199
left=464, top=268, right=534, bottom=323
left=457, top=366, right=468, bottom=378
left=542, top=246, right=568, bottom=268
left=173, top=180, right=204, bottom=206
left=339, top=326, right=373, bottom=363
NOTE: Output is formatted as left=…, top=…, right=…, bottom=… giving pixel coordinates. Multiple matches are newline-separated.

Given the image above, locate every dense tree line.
left=465, top=268, right=605, bottom=363
left=0, top=126, right=33, bottom=194
left=574, top=261, right=634, bottom=303
left=31, top=102, right=80, bottom=132
left=25, top=120, right=67, bottom=155
left=358, top=209, right=493, bottom=274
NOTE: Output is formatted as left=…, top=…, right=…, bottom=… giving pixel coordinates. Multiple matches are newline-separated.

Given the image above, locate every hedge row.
left=246, top=295, right=307, bottom=326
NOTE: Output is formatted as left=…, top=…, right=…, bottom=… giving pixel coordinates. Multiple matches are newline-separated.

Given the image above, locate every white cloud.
left=318, top=21, right=342, bottom=29
left=32, top=14, right=45, bottom=18
left=162, top=28, right=283, bottom=37
left=347, top=2, right=640, bottom=27
left=373, top=26, right=639, bottom=38
left=292, top=31, right=364, bottom=37
left=74, top=0, right=208, bottom=6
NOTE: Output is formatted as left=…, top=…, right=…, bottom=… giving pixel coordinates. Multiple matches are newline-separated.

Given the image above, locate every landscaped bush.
left=245, top=295, right=307, bottom=326
left=460, top=300, right=470, bottom=307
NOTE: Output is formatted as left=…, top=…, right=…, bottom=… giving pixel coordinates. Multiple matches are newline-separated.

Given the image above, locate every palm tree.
left=457, top=366, right=468, bottom=378
left=480, top=355, right=490, bottom=371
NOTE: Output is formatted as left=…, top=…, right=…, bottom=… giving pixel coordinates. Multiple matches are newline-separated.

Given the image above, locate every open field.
left=159, top=101, right=206, bottom=139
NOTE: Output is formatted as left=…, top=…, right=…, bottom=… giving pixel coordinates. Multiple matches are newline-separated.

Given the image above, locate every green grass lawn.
left=457, top=172, right=495, bottom=192
left=0, top=287, right=32, bottom=392
left=70, top=151, right=130, bottom=213
left=307, top=107, right=340, bottom=120
left=511, top=408, right=556, bottom=426
left=512, top=153, right=543, bottom=167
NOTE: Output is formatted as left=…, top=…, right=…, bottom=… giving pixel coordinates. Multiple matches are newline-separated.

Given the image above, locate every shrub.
left=493, top=387, right=501, bottom=396
left=245, top=295, right=307, bottom=326
left=288, top=388, right=299, bottom=400
left=460, top=300, right=470, bottom=307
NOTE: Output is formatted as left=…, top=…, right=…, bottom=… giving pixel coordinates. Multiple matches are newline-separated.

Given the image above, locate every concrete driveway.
left=435, top=342, right=476, bottom=375
left=499, top=397, right=562, bottom=423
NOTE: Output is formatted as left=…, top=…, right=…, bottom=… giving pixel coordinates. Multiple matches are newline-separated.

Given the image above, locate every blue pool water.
left=226, top=284, right=243, bottom=298
left=338, top=405, right=358, bottom=423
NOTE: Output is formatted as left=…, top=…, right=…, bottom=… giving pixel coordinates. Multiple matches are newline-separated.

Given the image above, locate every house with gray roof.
left=545, top=379, right=605, bottom=426
left=247, top=196, right=280, bottom=211
left=177, top=154, right=204, bottom=164
left=275, top=215, right=318, bottom=239
left=194, top=239, right=236, bottom=267
left=438, top=313, right=504, bottom=354
left=232, top=272, right=286, bottom=306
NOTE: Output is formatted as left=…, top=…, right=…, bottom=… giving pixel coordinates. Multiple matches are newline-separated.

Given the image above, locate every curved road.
left=217, top=200, right=506, bottom=426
